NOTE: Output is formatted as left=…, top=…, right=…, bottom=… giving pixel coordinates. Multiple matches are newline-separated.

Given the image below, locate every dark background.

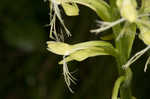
left=0, top=0, right=150, bottom=99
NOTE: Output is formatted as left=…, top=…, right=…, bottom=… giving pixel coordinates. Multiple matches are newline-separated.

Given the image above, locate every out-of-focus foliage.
left=0, top=0, right=150, bottom=99
left=0, top=0, right=46, bottom=52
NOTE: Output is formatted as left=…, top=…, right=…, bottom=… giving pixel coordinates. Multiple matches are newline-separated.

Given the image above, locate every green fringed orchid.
left=45, top=0, right=150, bottom=98
left=47, top=40, right=117, bottom=93
left=47, top=40, right=117, bottom=56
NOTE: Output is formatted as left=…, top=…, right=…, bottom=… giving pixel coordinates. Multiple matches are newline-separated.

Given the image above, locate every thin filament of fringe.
left=90, top=18, right=125, bottom=33
left=63, top=55, right=77, bottom=93
left=123, top=46, right=150, bottom=69
left=50, top=14, right=61, bottom=41
left=49, top=0, right=71, bottom=41
left=116, top=14, right=150, bottom=40
left=49, top=1, right=60, bottom=41
left=144, top=56, right=150, bottom=72
left=91, top=13, right=150, bottom=34
left=55, top=4, right=71, bottom=37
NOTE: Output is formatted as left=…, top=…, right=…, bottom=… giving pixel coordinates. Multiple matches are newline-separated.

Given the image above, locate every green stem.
left=114, top=28, right=134, bottom=99
left=112, top=76, right=125, bottom=99
left=120, top=68, right=133, bottom=99
left=112, top=16, right=135, bottom=99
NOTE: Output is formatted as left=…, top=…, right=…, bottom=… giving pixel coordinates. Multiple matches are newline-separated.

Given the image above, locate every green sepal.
left=140, top=0, right=150, bottom=14
left=65, top=0, right=112, bottom=21
left=72, top=40, right=114, bottom=49
left=58, top=41, right=117, bottom=64
left=62, top=3, right=79, bottom=16
left=47, top=41, right=73, bottom=55
left=138, top=25, right=150, bottom=45
left=46, top=40, right=117, bottom=64
left=59, top=47, right=110, bottom=64
left=136, top=18, right=150, bottom=45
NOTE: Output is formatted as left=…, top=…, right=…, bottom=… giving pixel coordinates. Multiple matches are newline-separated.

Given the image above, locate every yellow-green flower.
left=117, top=0, right=137, bottom=22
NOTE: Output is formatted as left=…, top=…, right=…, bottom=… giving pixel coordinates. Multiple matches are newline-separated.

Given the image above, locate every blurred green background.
left=0, top=0, right=150, bottom=99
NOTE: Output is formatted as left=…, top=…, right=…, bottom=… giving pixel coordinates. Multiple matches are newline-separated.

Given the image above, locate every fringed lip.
left=63, top=55, right=77, bottom=93
left=123, top=46, right=150, bottom=69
